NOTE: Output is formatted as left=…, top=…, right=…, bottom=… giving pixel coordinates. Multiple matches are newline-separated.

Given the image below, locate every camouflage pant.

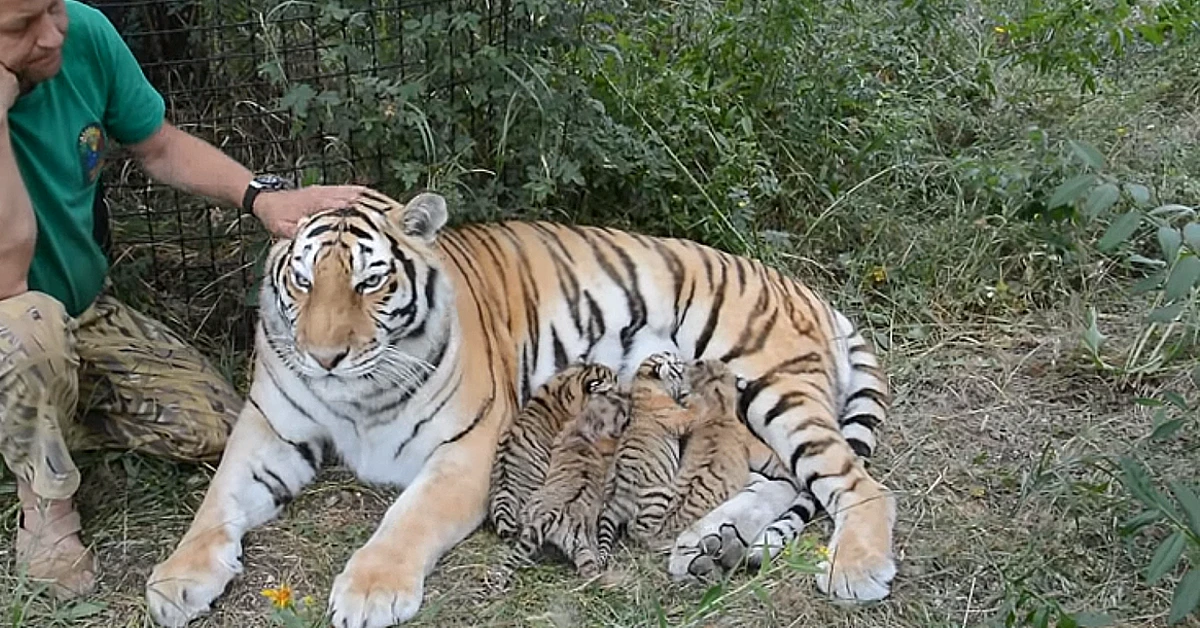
left=0, top=290, right=241, bottom=501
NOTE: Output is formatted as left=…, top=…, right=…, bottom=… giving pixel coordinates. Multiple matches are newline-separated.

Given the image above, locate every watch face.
left=254, top=174, right=289, bottom=190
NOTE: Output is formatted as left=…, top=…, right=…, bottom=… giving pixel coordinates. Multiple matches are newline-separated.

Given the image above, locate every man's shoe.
left=15, top=481, right=97, bottom=599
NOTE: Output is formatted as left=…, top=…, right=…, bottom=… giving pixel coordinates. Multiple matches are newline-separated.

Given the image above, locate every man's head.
left=0, top=0, right=68, bottom=90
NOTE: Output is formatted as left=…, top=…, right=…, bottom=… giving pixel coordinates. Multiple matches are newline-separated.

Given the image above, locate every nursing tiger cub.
left=659, top=356, right=784, bottom=544
left=145, top=189, right=895, bottom=628
left=516, top=383, right=630, bottom=578
left=596, top=352, right=793, bottom=561
left=489, top=362, right=621, bottom=539
left=595, top=352, right=695, bottom=555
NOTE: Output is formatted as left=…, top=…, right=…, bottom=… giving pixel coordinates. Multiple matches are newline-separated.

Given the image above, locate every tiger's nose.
left=310, top=348, right=349, bottom=371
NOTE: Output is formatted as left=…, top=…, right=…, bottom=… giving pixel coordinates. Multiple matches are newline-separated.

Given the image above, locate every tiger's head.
left=260, top=190, right=451, bottom=379
left=683, top=358, right=740, bottom=417
left=546, top=362, right=622, bottom=411
left=633, top=351, right=690, bottom=404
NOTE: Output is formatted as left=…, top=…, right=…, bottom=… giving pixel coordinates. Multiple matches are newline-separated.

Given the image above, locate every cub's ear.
left=395, top=191, right=448, bottom=241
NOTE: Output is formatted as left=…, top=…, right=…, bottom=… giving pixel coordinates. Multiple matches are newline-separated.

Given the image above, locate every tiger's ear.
left=395, top=192, right=448, bottom=241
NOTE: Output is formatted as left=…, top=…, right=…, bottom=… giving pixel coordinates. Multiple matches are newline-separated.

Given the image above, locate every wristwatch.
left=241, top=174, right=292, bottom=214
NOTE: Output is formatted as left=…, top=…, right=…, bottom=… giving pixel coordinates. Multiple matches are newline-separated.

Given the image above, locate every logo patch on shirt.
left=77, top=123, right=106, bottom=184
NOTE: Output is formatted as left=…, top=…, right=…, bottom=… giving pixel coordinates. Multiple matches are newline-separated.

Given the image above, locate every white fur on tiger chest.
left=249, top=351, right=464, bottom=488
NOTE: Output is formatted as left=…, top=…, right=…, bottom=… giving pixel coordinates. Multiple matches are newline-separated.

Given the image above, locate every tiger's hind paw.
left=816, top=484, right=897, bottom=603
left=815, top=550, right=896, bottom=603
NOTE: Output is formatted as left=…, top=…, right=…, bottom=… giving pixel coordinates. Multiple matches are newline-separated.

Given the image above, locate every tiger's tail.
left=830, top=307, right=889, bottom=462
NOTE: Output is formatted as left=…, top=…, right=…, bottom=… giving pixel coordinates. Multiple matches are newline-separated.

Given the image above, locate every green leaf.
left=1083, top=307, right=1106, bottom=354
left=750, top=580, right=771, bottom=604
left=1049, top=174, right=1097, bottom=209
left=1147, top=530, right=1185, bottom=584
left=280, top=83, right=318, bottom=118
left=1138, top=23, right=1166, bottom=45
left=1098, top=211, right=1142, bottom=252
left=1120, top=509, right=1163, bottom=535
left=1163, top=391, right=1188, bottom=409
left=1132, top=270, right=1166, bottom=294
left=1165, top=255, right=1200, bottom=302
left=1129, top=254, right=1167, bottom=268
left=1073, top=612, right=1115, bottom=627
left=1169, top=480, right=1200, bottom=538
left=63, top=600, right=106, bottom=619
left=1126, top=182, right=1152, bottom=206
left=697, top=583, right=725, bottom=614
left=1119, top=455, right=1164, bottom=509
left=1185, top=222, right=1200, bottom=253
left=1160, top=226, right=1183, bottom=261
left=1084, top=183, right=1121, bottom=218
left=1168, top=568, right=1200, bottom=625
left=1033, top=605, right=1051, bottom=628
left=1151, top=418, right=1188, bottom=441
left=1149, top=303, right=1185, bottom=323
left=1069, top=139, right=1106, bottom=170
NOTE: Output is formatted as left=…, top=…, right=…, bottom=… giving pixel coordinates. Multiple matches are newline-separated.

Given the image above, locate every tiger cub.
left=489, top=363, right=621, bottom=539
left=516, top=384, right=631, bottom=577
left=657, top=357, right=769, bottom=541
left=595, top=351, right=696, bottom=558
left=597, top=352, right=787, bottom=559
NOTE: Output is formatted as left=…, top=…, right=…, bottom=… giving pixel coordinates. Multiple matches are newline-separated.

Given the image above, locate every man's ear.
left=394, top=191, right=448, bottom=241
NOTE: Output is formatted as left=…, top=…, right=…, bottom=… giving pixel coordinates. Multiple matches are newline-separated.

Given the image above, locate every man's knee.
left=80, top=373, right=241, bottom=463
left=0, top=291, right=82, bottom=500
left=141, top=381, right=240, bottom=461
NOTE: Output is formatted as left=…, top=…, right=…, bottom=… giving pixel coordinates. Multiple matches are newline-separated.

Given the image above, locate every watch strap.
left=241, top=175, right=290, bottom=214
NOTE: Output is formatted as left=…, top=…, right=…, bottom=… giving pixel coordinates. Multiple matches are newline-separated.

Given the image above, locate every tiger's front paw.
left=666, top=522, right=748, bottom=581
left=145, top=529, right=242, bottom=627
left=816, top=485, right=897, bottom=603
left=329, top=552, right=423, bottom=628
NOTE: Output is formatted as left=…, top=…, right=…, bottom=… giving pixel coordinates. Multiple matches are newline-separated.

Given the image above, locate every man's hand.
left=0, top=64, right=21, bottom=113
left=252, top=184, right=372, bottom=239
left=0, top=63, right=35, bottom=300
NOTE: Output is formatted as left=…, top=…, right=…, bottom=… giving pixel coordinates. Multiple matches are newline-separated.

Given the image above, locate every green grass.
left=4, top=0, right=1200, bottom=625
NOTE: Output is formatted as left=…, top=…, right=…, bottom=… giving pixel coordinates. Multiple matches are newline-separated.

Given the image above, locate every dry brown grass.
left=3, top=309, right=1197, bottom=628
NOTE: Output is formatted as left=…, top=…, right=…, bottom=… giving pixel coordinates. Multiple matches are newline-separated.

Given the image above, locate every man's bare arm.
left=130, top=120, right=370, bottom=238
left=0, top=72, right=37, bottom=301
left=129, top=121, right=253, bottom=211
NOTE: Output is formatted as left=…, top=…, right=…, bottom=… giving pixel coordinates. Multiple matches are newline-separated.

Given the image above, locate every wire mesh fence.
left=87, top=0, right=534, bottom=354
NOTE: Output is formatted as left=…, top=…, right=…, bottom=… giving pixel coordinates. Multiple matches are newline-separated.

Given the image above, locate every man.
left=1, top=0, right=369, bottom=598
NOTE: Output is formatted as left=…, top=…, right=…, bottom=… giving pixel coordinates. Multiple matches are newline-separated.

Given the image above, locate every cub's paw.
left=329, top=553, right=423, bottom=628
left=667, top=522, right=749, bottom=581
left=145, top=531, right=242, bottom=627
left=817, top=487, right=897, bottom=603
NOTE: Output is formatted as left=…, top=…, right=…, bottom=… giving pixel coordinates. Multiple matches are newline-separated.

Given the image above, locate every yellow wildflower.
left=994, top=25, right=1006, bottom=33
left=261, top=584, right=293, bottom=609
left=816, top=544, right=831, bottom=560
left=867, top=265, right=887, bottom=286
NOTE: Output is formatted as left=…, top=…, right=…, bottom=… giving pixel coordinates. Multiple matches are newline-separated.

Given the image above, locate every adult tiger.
left=145, top=190, right=896, bottom=628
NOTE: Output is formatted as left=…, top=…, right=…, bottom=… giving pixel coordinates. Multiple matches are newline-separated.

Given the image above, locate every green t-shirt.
left=7, top=0, right=165, bottom=317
